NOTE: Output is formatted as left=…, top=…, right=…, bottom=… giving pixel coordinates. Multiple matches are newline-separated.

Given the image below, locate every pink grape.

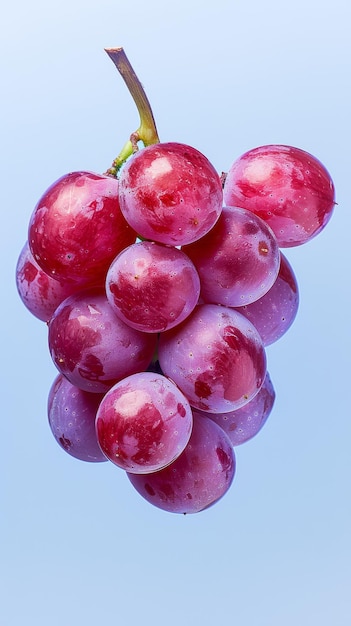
left=183, top=206, right=280, bottom=306
left=28, top=171, right=136, bottom=286
left=158, top=303, right=266, bottom=413
left=105, top=240, right=200, bottom=333
left=223, top=144, right=335, bottom=247
left=14, top=44, right=339, bottom=515
left=95, top=372, right=193, bottom=474
left=128, top=412, right=236, bottom=514
left=15, top=241, right=77, bottom=322
left=200, top=372, right=275, bottom=446
left=48, top=289, right=157, bottom=393
left=47, top=374, right=107, bottom=462
left=118, top=142, right=223, bottom=245
left=235, top=252, right=299, bottom=346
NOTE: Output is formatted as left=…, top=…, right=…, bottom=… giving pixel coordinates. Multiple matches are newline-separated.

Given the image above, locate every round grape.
left=106, top=240, right=200, bottom=333
left=200, top=372, right=275, bottom=446
left=158, top=303, right=267, bottom=413
left=235, top=252, right=299, bottom=346
left=29, top=171, right=136, bottom=286
left=183, top=206, right=280, bottom=306
left=15, top=241, right=77, bottom=323
left=95, top=372, right=193, bottom=474
left=118, top=142, right=223, bottom=245
left=223, top=144, right=335, bottom=247
left=128, top=412, right=236, bottom=514
left=48, top=374, right=107, bottom=462
left=48, top=289, right=157, bottom=393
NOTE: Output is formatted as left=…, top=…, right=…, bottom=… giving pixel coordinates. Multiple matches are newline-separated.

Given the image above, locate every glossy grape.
left=95, top=372, right=193, bottom=473
left=48, top=289, right=157, bottom=393
left=48, top=374, right=107, bottom=462
left=235, top=252, right=299, bottom=346
left=29, top=171, right=136, bottom=286
left=128, top=412, right=235, bottom=514
left=118, top=142, right=223, bottom=245
left=106, top=240, right=200, bottom=333
left=223, top=144, right=335, bottom=247
left=15, top=241, right=77, bottom=322
left=183, top=206, right=280, bottom=306
left=201, top=372, right=275, bottom=446
left=158, top=303, right=266, bottom=413
left=14, top=45, right=340, bottom=516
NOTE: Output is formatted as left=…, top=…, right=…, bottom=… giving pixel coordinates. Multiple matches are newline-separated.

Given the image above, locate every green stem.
left=104, top=47, right=160, bottom=176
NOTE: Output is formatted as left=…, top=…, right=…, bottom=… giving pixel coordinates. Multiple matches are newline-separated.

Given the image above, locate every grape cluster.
left=15, top=49, right=336, bottom=515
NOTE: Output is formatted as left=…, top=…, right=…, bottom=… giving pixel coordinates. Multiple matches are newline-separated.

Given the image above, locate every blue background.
left=2, top=1, right=350, bottom=624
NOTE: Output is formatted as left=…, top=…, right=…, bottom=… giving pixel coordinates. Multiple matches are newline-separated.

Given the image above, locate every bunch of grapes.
left=16, top=48, right=335, bottom=514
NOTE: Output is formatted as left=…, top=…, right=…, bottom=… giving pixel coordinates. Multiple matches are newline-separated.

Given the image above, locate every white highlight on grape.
left=245, top=159, right=275, bottom=183
left=113, top=389, right=151, bottom=418
left=145, top=156, right=172, bottom=179
left=133, top=256, right=151, bottom=277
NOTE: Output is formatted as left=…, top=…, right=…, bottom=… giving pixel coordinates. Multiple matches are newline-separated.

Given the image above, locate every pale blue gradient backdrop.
left=2, top=1, right=350, bottom=624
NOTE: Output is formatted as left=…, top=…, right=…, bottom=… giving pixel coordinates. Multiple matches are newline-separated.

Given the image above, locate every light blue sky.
left=2, top=1, right=350, bottom=624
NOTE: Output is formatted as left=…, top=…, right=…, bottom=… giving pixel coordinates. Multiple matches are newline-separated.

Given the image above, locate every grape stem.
left=104, top=47, right=160, bottom=176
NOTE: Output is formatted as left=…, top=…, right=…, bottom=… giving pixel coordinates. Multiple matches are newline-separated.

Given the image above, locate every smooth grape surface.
left=118, top=142, right=223, bottom=245
left=15, top=241, right=77, bottom=322
left=95, top=372, right=193, bottom=473
left=223, top=144, right=335, bottom=247
left=128, top=412, right=236, bottom=514
left=235, top=252, right=299, bottom=346
left=48, top=289, right=157, bottom=393
left=48, top=374, right=107, bottom=462
left=29, top=171, right=136, bottom=286
left=183, top=206, right=280, bottom=306
left=158, top=303, right=266, bottom=413
left=106, top=240, right=200, bottom=332
left=14, top=52, right=339, bottom=515
left=202, top=372, right=275, bottom=446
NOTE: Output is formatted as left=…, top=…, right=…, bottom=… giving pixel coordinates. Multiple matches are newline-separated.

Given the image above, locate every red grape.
left=14, top=45, right=339, bottom=515
left=28, top=171, right=136, bottom=286
left=15, top=241, right=77, bottom=322
left=128, top=412, right=236, bottom=514
left=48, top=289, right=157, bottom=393
left=200, top=372, right=275, bottom=446
left=223, top=144, right=335, bottom=247
left=158, top=303, right=266, bottom=413
left=105, top=240, right=200, bottom=332
left=118, top=142, right=223, bottom=245
left=183, top=206, right=280, bottom=306
left=48, top=374, right=107, bottom=462
left=235, top=252, right=299, bottom=346
left=95, top=372, right=193, bottom=473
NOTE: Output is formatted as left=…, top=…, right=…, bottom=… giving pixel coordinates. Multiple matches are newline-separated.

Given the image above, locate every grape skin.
left=106, top=240, right=200, bottom=333
left=223, top=144, right=335, bottom=247
left=14, top=48, right=338, bottom=515
left=48, top=289, right=157, bottom=393
left=235, top=252, right=299, bottom=346
left=15, top=241, right=77, bottom=323
left=158, top=303, right=267, bottom=413
left=183, top=206, right=280, bottom=307
left=127, top=412, right=236, bottom=514
left=48, top=374, right=107, bottom=462
left=199, top=372, right=275, bottom=446
left=28, top=171, right=136, bottom=286
left=95, top=372, right=193, bottom=474
left=118, top=142, right=223, bottom=245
